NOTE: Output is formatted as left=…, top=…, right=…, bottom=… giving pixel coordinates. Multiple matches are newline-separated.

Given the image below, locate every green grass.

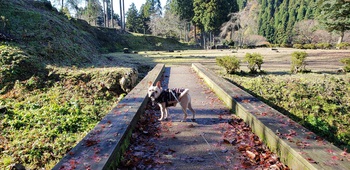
left=0, top=66, right=136, bottom=169
left=223, top=72, right=350, bottom=150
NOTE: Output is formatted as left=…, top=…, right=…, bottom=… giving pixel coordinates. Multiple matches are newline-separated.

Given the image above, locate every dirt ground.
left=138, top=48, right=349, bottom=73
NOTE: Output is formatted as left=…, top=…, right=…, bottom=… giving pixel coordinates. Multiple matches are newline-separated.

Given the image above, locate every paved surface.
left=154, top=65, right=242, bottom=169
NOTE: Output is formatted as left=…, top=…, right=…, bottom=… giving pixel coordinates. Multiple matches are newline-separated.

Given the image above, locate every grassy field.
left=141, top=48, right=349, bottom=72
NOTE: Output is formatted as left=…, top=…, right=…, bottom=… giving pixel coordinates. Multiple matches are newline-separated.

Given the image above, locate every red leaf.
left=242, top=99, right=250, bottom=103
left=331, top=156, right=339, bottom=160
left=261, top=112, right=268, bottom=116
left=324, top=149, right=334, bottom=155
left=307, top=157, right=317, bottom=164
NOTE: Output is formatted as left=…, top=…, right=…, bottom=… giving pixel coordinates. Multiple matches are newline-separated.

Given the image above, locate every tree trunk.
left=194, top=23, right=197, bottom=43
left=119, top=0, right=123, bottom=30
left=337, top=31, right=344, bottom=45
left=122, top=0, right=125, bottom=30
left=111, top=0, right=114, bottom=28
left=102, top=0, right=106, bottom=27
left=185, top=22, right=188, bottom=42
left=61, top=0, right=64, bottom=11
left=106, top=1, right=109, bottom=27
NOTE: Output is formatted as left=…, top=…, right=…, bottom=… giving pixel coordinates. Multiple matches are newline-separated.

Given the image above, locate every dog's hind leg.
left=179, top=102, right=188, bottom=122
left=188, top=102, right=196, bottom=121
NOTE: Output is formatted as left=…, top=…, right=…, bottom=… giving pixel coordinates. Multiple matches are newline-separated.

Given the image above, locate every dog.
left=148, top=81, right=195, bottom=122
left=120, top=68, right=138, bottom=92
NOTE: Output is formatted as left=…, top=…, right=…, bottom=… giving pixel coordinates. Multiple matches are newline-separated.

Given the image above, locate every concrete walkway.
left=153, top=65, right=246, bottom=169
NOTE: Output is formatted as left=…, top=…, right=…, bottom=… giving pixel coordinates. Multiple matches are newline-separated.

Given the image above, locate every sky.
left=114, top=0, right=167, bottom=13
left=51, top=0, right=167, bottom=16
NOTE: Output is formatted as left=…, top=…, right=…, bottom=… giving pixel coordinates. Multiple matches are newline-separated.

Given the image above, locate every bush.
left=303, top=44, right=316, bottom=49
left=340, top=58, right=350, bottom=72
left=336, top=42, right=350, bottom=49
left=293, top=44, right=303, bottom=49
left=216, top=55, right=240, bottom=74
left=291, top=51, right=308, bottom=73
left=316, top=43, right=332, bottom=49
left=244, top=53, right=264, bottom=73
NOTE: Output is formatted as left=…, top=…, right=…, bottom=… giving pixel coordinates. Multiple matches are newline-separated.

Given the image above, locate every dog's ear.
left=148, top=81, right=153, bottom=87
left=156, top=81, right=161, bottom=88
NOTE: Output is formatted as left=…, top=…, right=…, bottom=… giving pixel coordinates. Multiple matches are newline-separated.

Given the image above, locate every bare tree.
left=293, top=20, right=319, bottom=44
left=220, top=0, right=260, bottom=47
left=148, top=11, right=186, bottom=40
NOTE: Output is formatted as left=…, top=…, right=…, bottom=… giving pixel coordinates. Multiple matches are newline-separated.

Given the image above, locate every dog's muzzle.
left=149, top=93, right=156, bottom=106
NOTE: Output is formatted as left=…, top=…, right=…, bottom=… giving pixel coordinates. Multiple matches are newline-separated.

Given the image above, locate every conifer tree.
left=319, top=0, right=350, bottom=44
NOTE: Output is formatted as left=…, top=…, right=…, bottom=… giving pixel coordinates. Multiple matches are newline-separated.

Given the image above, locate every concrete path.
left=153, top=65, right=245, bottom=169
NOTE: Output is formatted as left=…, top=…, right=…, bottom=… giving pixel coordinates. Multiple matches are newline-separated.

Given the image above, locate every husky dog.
left=148, top=81, right=195, bottom=122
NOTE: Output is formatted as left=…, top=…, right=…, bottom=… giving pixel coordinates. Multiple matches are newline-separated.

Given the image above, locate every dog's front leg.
left=164, top=107, right=169, bottom=120
left=158, top=103, right=166, bottom=121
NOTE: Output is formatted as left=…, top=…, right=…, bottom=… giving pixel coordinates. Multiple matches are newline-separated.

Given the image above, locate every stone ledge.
left=53, top=64, right=165, bottom=170
left=192, top=63, right=350, bottom=170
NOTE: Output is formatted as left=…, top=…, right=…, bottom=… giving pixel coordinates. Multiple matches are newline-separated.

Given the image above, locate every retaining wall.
left=53, top=64, right=165, bottom=170
left=192, top=63, right=350, bottom=170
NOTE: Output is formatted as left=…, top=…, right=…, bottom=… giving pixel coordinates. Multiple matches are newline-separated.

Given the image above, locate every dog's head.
left=148, top=81, right=162, bottom=102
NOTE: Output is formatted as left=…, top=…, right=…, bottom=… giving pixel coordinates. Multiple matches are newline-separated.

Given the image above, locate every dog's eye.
left=155, top=91, right=158, bottom=93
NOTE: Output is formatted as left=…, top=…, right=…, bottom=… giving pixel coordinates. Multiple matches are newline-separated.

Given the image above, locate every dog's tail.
left=179, top=89, right=189, bottom=99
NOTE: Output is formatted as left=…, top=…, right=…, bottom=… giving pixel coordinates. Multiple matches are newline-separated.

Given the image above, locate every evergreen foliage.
left=170, top=0, right=194, bottom=21
left=291, top=51, right=308, bottom=73
left=319, top=0, right=350, bottom=44
left=257, top=0, right=321, bottom=44
left=244, top=52, right=264, bottom=73
left=340, top=57, right=350, bottom=72
left=216, top=55, right=241, bottom=74
left=193, top=0, right=237, bottom=33
left=126, top=3, right=142, bottom=33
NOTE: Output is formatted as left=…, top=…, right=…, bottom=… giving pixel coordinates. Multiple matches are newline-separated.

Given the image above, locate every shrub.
left=316, top=43, right=332, bottom=49
left=340, top=58, right=350, bottom=72
left=216, top=55, right=240, bottom=74
left=293, top=44, right=303, bottom=49
left=291, top=51, right=308, bottom=73
left=336, top=42, right=350, bottom=49
left=303, top=44, right=316, bottom=49
left=244, top=53, right=264, bottom=73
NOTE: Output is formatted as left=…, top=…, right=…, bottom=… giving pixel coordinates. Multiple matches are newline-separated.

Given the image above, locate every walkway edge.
left=192, top=63, right=350, bottom=170
left=53, top=64, right=165, bottom=170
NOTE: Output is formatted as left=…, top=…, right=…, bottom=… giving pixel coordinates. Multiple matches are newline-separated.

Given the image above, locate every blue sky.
left=115, top=0, right=167, bottom=13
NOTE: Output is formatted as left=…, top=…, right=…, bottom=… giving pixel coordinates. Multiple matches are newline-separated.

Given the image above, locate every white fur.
left=148, top=81, right=195, bottom=121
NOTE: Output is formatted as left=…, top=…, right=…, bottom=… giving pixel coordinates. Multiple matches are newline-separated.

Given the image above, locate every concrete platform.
left=152, top=65, right=245, bottom=169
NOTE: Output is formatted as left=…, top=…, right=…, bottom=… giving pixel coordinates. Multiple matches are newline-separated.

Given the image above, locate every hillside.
left=0, top=0, right=188, bottom=93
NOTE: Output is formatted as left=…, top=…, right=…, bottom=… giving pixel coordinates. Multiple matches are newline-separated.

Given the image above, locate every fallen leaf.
left=246, top=150, right=256, bottom=160
left=307, top=157, right=317, bottom=164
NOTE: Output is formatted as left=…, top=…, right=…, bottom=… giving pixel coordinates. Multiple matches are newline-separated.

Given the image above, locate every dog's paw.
left=191, top=118, right=196, bottom=122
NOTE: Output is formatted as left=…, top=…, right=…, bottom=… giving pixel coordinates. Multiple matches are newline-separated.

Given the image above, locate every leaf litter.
left=119, top=102, right=290, bottom=169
